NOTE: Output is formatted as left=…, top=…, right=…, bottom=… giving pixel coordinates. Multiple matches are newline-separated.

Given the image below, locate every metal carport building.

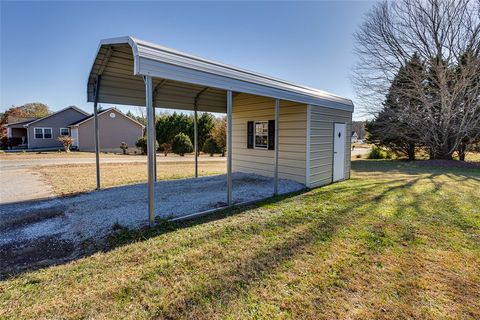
left=87, top=36, right=354, bottom=225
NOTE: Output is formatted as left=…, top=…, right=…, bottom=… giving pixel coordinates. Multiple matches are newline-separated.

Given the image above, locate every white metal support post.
left=93, top=75, right=102, bottom=190
left=153, top=105, right=157, bottom=182
left=193, top=87, right=208, bottom=178
left=144, top=76, right=155, bottom=226
left=274, top=99, right=280, bottom=195
left=227, top=90, right=233, bottom=206
left=194, top=105, right=198, bottom=178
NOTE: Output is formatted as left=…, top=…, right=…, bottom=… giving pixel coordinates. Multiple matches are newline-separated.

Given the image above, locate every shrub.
left=120, top=142, right=128, bottom=155
left=160, top=143, right=172, bottom=157
left=135, top=137, right=158, bottom=155
left=0, top=137, right=22, bottom=149
left=368, top=145, right=389, bottom=159
left=136, top=137, right=147, bottom=155
left=57, top=136, right=74, bottom=153
left=202, top=138, right=218, bottom=156
left=171, top=133, right=193, bottom=156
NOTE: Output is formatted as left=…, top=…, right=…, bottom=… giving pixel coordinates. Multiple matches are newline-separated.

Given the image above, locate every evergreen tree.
left=195, top=112, right=215, bottom=154
left=155, top=112, right=193, bottom=145
left=366, top=54, right=424, bottom=160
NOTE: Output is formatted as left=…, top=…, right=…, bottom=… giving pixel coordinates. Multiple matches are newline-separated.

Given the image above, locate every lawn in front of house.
left=465, top=152, right=480, bottom=162
left=37, top=160, right=227, bottom=195
left=0, top=160, right=479, bottom=319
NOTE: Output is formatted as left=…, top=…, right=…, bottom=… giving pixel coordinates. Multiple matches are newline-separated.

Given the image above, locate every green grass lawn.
left=1, top=160, right=479, bottom=319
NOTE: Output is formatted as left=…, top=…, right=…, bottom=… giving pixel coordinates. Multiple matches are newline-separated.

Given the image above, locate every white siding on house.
left=232, top=93, right=307, bottom=184
left=308, top=105, right=352, bottom=188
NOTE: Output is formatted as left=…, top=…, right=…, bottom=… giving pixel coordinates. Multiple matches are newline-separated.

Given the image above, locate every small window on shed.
left=254, top=121, right=268, bottom=149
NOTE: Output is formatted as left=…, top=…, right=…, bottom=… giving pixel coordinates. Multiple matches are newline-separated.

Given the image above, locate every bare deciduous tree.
left=57, top=136, right=74, bottom=153
left=354, top=0, right=480, bottom=159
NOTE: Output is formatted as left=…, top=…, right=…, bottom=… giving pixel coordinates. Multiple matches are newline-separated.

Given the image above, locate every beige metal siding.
left=232, top=93, right=307, bottom=184
left=308, top=105, right=352, bottom=188
left=77, top=109, right=144, bottom=152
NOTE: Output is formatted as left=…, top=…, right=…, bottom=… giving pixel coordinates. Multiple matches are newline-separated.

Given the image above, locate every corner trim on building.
left=305, top=104, right=311, bottom=188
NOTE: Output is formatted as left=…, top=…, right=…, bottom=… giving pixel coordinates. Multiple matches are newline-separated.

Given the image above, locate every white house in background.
left=351, top=131, right=359, bottom=143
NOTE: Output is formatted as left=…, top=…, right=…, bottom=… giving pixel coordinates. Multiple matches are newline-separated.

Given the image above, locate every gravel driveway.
left=0, top=173, right=304, bottom=277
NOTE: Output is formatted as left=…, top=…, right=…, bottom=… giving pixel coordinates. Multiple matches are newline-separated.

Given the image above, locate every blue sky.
left=1, top=1, right=374, bottom=120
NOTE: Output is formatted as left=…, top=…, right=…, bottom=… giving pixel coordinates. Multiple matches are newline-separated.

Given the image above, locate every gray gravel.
left=0, top=173, right=304, bottom=247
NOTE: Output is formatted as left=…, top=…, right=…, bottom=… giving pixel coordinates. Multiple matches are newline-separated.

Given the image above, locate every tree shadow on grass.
left=305, top=171, right=480, bottom=319
left=352, top=160, right=480, bottom=177
left=373, top=173, right=480, bottom=318
left=146, top=177, right=428, bottom=318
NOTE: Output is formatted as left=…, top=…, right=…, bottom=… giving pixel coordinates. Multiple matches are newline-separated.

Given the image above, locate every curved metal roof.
left=87, top=36, right=354, bottom=113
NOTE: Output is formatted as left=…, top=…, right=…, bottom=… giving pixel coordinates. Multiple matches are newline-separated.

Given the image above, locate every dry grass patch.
left=466, top=152, right=480, bottom=162
left=0, top=160, right=479, bottom=319
left=352, top=143, right=372, bottom=149
left=36, top=161, right=226, bottom=195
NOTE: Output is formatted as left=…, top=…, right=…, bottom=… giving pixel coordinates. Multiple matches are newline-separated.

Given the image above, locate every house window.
left=60, top=128, right=70, bottom=136
left=34, top=128, right=53, bottom=139
left=44, top=128, right=52, bottom=139
left=34, top=128, right=43, bottom=139
left=254, top=121, right=268, bottom=149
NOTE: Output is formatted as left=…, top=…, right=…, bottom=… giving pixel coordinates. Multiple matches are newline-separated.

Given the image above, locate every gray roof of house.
left=4, top=119, right=37, bottom=128
left=23, top=106, right=90, bottom=127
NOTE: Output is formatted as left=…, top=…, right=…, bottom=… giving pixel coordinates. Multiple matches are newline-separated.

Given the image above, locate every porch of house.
left=6, top=126, right=28, bottom=149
